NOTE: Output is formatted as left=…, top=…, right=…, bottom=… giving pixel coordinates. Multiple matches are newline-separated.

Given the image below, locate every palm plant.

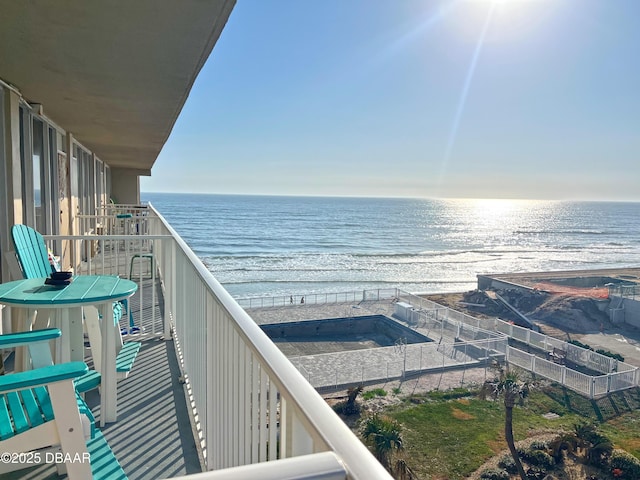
left=487, top=370, right=531, bottom=480
left=362, top=414, right=404, bottom=470
left=573, top=422, right=613, bottom=467
left=548, top=431, right=577, bottom=463
left=345, top=385, right=364, bottom=414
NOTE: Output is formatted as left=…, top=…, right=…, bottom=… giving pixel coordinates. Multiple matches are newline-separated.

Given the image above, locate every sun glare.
left=465, top=0, right=544, bottom=8
left=468, top=0, right=532, bottom=3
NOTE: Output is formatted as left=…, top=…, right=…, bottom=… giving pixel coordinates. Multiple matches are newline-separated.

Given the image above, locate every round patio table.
left=0, top=275, right=137, bottom=424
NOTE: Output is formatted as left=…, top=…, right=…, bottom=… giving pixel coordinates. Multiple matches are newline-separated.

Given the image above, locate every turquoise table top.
left=0, top=275, right=137, bottom=307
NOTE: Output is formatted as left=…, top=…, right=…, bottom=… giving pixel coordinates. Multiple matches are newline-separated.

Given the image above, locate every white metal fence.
left=608, top=284, right=640, bottom=300
left=393, top=291, right=640, bottom=398
left=265, top=287, right=639, bottom=399
left=292, top=338, right=508, bottom=390
left=237, top=289, right=400, bottom=309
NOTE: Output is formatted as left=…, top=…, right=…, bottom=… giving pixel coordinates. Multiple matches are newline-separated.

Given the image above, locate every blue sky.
left=141, top=0, right=640, bottom=201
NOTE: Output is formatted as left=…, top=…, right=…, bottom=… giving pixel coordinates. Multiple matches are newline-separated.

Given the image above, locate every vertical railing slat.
left=268, top=380, right=278, bottom=461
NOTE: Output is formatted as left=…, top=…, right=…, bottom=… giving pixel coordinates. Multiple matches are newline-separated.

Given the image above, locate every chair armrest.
left=0, top=362, right=88, bottom=393
left=0, top=328, right=61, bottom=349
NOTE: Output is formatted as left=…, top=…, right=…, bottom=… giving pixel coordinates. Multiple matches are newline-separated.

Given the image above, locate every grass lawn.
left=378, top=385, right=640, bottom=480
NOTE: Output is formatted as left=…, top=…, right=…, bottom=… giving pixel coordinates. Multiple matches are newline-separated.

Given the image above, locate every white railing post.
left=166, top=241, right=176, bottom=338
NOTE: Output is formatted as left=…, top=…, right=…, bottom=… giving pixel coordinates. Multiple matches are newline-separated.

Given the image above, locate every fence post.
left=561, top=365, right=566, bottom=386
left=531, top=354, right=536, bottom=373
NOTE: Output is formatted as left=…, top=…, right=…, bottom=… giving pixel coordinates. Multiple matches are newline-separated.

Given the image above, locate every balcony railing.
left=51, top=204, right=391, bottom=479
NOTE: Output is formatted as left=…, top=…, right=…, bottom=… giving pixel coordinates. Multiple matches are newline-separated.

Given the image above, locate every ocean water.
left=141, top=193, right=640, bottom=299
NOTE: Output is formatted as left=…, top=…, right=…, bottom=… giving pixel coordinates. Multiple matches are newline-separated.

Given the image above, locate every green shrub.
left=595, top=349, right=625, bottom=362
left=521, top=449, right=555, bottom=470
left=479, top=468, right=509, bottom=480
left=569, top=339, right=593, bottom=350
left=529, top=440, right=549, bottom=451
left=427, top=387, right=473, bottom=401
left=392, top=387, right=401, bottom=395
left=568, top=341, right=626, bottom=362
left=332, top=401, right=361, bottom=415
left=525, top=466, right=547, bottom=479
left=610, top=450, right=640, bottom=479
left=362, top=388, right=387, bottom=400
left=498, top=455, right=518, bottom=474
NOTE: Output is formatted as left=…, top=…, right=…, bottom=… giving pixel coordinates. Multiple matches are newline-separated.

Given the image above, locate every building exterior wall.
left=4, top=89, right=23, bottom=228
left=1, top=88, right=23, bottom=283
left=616, top=297, right=640, bottom=329
left=0, top=82, right=134, bottom=278
left=110, top=168, right=140, bottom=204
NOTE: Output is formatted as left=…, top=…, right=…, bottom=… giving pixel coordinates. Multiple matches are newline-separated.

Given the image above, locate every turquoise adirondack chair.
left=10, top=224, right=56, bottom=279
left=10, top=226, right=137, bottom=325
left=11, top=224, right=139, bottom=333
left=0, top=329, right=127, bottom=479
left=11, top=224, right=141, bottom=382
left=10, top=225, right=100, bottom=392
left=10, top=224, right=142, bottom=391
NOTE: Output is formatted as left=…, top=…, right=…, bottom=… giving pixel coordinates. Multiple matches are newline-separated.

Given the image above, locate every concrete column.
left=110, top=167, right=140, bottom=205
left=1, top=88, right=23, bottom=283
left=68, top=136, right=80, bottom=236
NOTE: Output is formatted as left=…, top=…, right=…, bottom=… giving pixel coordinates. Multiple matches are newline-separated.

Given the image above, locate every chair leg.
left=129, top=254, right=154, bottom=280
left=120, top=298, right=141, bottom=335
left=48, top=381, right=92, bottom=479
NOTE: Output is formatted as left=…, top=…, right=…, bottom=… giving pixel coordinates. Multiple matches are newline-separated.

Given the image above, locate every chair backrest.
left=11, top=224, right=54, bottom=279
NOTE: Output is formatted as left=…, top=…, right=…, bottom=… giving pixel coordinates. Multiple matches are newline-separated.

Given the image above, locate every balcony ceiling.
left=0, top=0, right=235, bottom=173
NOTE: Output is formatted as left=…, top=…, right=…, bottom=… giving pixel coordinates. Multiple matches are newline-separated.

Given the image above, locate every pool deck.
left=246, top=299, right=497, bottom=390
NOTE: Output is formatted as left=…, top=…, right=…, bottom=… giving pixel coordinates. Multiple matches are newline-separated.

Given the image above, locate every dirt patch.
left=451, top=407, right=475, bottom=420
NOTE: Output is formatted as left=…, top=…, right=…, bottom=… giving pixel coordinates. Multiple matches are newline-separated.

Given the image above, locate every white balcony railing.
left=53, top=204, right=391, bottom=480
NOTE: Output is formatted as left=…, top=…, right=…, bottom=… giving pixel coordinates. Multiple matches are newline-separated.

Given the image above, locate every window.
left=19, top=105, right=34, bottom=226
left=46, top=126, right=60, bottom=234
left=32, top=118, right=45, bottom=232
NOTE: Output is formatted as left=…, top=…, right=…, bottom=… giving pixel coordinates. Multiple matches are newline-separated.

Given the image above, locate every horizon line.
left=140, top=191, right=640, bottom=203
